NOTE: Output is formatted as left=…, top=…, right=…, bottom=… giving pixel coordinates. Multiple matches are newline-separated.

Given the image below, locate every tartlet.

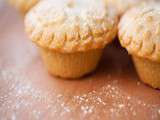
left=105, top=0, right=153, bottom=16
left=118, top=3, right=160, bottom=88
left=25, top=0, right=118, bottom=79
left=8, top=0, right=39, bottom=14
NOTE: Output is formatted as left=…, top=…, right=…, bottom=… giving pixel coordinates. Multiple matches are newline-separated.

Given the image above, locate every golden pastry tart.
left=105, top=0, right=154, bottom=16
left=118, top=3, right=160, bottom=88
left=8, top=0, right=39, bottom=14
left=25, top=0, right=118, bottom=79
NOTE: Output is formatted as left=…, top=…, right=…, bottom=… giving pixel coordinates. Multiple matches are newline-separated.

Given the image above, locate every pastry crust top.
left=105, top=0, right=151, bottom=15
left=9, top=0, right=39, bottom=14
left=25, top=0, right=118, bottom=53
left=118, top=3, right=160, bottom=62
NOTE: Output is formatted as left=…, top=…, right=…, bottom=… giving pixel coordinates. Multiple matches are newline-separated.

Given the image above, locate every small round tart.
left=25, top=0, right=118, bottom=79
left=8, top=0, right=39, bottom=14
left=118, top=3, right=160, bottom=88
left=25, top=0, right=118, bottom=53
left=105, top=0, right=153, bottom=16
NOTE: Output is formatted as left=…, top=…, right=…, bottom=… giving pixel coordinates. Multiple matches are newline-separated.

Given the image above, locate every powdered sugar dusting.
left=0, top=68, right=159, bottom=120
left=0, top=67, right=75, bottom=119
left=70, top=78, right=160, bottom=120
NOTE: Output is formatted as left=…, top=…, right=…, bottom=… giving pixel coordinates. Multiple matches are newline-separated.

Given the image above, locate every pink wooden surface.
left=0, top=1, right=160, bottom=120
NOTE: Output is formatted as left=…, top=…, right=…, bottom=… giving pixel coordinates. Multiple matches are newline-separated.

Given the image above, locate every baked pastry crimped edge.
left=118, top=3, right=160, bottom=62
left=25, top=0, right=118, bottom=53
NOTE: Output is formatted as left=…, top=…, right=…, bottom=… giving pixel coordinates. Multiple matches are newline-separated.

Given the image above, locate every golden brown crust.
left=118, top=3, right=160, bottom=62
left=25, top=0, right=118, bottom=53
left=133, top=56, right=160, bottom=89
left=8, top=0, right=39, bottom=14
left=40, top=48, right=102, bottom=78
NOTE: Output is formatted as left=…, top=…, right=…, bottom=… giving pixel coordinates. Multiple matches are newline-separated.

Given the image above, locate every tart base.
left=132, top=56, right=160, bottom=89
left=39, top=48, right=103, bottom=79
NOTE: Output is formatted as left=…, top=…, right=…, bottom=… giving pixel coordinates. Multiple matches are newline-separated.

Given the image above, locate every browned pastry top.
left=25, top=0, right=118, bottom=53
left=119, top=3, right=160, bottom=62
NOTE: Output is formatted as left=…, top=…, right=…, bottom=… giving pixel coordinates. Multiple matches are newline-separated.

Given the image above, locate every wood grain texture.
left=0, top=1, right=160, bottom=120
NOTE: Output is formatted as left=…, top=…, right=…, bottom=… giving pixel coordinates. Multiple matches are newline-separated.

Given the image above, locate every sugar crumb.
left=158, top=109, right=160, bottom=115
left=81, top=106, right=94, bottom=114
left=118, top=104, right=125, bottom=109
